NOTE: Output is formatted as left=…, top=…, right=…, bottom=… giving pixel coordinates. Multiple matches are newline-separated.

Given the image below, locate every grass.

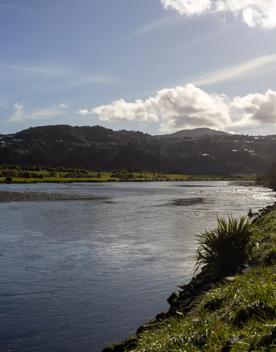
left=0, top=176, right=117, bottom=183
left=0, top=168, right=256, bottom=184
left=0, top=174, right=187, bottom=184
left=131, top=267, right=276, bottom=352
left=118, top=210, right=276, bottom=352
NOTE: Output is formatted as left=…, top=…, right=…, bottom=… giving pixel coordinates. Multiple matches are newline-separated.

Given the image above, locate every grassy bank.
left=0, top=165, right=255, bottom=184
left=106, top=208, right=276, bottom=352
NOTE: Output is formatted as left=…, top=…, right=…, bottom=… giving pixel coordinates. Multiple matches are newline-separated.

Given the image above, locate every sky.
left=1, top=0, right=276, bottom=135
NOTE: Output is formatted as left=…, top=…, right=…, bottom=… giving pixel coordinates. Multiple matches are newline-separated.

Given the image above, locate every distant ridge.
left=160, top=128, right=229, bottom=139
left=0, top=124, right=275, bottom=175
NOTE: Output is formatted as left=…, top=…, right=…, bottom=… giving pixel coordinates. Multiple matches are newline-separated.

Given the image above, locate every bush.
left=263, top=162, right=276, bottom=190
left=261, top=248, right=276, bottom=266
left=5, top=176, right=13, bottom=183
left=196, top=216, right=254, bottom=277
left=233, top=300, right=275, bottom=326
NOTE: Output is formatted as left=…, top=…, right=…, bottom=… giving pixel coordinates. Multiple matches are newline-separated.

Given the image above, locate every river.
left=0, top=181, right=274, bottom=351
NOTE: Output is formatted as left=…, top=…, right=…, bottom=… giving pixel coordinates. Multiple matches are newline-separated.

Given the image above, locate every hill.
left=0, top=125, right=275, bottom=175
left=158, top=127, right=229, bottom=139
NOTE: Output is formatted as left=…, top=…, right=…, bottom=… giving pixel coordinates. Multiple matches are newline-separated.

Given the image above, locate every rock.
left=176, top=311, right=184, bottom=317
left=221, top=337, right=240, bottom=351
left=167, top=291, right=179, bottom=305
left=241, top=266, right=252, bottom=274
left=155, top=312, right=167, bottom=321
left=102, top=337, right=138, bottom=352
left=136, top=324, right=149, bottom=334
left=224, top=276, right=235, bottom=282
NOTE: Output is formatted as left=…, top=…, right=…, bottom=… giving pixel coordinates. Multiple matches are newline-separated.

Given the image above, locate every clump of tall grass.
left=196, top=216, right=254, bottom=277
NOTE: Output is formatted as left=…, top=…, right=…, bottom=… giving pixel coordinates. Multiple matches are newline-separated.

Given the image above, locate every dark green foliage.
left=265, top=162, right=276, bottom=190
left=203, top=297, right=224, bottom=311
left=233, top=300, right=276, bottom=326
left=4, top=176, right=13, bottom=183
left=0, top=124, right=276, bottom=174
left=1, top=170, right=18, bottom=177
left=196, top=216, right=254, bottom=276
left=255, top=327, right=276, bottom=349
left=261, top=248, right=276, bottom=266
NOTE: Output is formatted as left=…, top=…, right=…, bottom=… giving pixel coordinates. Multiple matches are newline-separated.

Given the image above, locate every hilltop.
left=157, top=127, right=229, bottom=139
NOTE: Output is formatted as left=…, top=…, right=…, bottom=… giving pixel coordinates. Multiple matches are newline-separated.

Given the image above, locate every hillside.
left=0, top=125, right=275, bottom=175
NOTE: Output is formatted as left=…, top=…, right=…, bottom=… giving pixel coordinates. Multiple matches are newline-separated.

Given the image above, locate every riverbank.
left=0, top=165, right=255, bottom=184
left=104, top=204, right=276, bottom=352
left=0, top=176, right=252, bottom=184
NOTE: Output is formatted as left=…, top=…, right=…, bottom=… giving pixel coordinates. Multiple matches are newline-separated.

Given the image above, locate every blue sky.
left=1, top=0, right=276, bottom=135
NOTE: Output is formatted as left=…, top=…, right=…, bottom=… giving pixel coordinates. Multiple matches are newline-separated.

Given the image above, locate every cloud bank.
left=161, top=0, right=276, bottom=29
left=81, top=84, right=276, bottom=132
left=231, top=90, right=276, bottom=127
left=89, top=84, right=230, bottom=131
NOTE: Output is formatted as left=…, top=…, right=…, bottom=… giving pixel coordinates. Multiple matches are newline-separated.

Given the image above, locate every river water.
left=0, top=182, right=274, bottom=351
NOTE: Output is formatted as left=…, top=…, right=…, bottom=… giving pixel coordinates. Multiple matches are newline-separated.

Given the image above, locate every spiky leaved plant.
left=196, top=216, right=254, bottom=277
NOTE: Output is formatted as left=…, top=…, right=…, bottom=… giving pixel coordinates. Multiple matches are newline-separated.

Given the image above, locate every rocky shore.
left=251, top=200, right=276, bottom=222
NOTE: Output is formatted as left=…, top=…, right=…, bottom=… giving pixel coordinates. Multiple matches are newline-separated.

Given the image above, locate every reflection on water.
left=166, top=197, right=205, bottom=206
left=0, top=182, right=274, bottom=351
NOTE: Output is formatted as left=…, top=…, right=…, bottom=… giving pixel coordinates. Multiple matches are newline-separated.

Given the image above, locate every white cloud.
left=161, top=0, right=212, bottom=16
left=9, top=103, right=69, bottom=122
left=161, top=0, right=276, bottom=28
left=78, top=109, right=90, bottom=116
left=194, top=54, right=276, bottom=86
left=10, top=103, right=24, bottom=122
left=59, top=103, right=69, bottom=109
left=82, top=84, right=231, bottom=131
left=216, top=0, right=276, bottom=29
left=231, top=90, right=276, bottom=127
left=82, top=85, right=276, bottom=132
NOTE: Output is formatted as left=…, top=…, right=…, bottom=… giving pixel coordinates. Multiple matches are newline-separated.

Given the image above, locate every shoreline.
left=103, top=200, right=276, bottom=352
left=0, top=190, right=113, bottom=203
left=0, top=180, right=256, bottom=185
left=0, top=175, right=255, bottom=185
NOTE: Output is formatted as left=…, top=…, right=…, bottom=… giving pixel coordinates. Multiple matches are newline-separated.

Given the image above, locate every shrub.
left=256, top=327, right=276, bottom=349
left=260, top=162, right=276, bottom=190
left=5, top=176, right=13, bottom=183
left=261, top=248, right=276, bottom=266
left=196, top=216, right=254, bottom=277
left=233, top=300, right=275, bottom=326
left=203, top=297, right=224, bottom=311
